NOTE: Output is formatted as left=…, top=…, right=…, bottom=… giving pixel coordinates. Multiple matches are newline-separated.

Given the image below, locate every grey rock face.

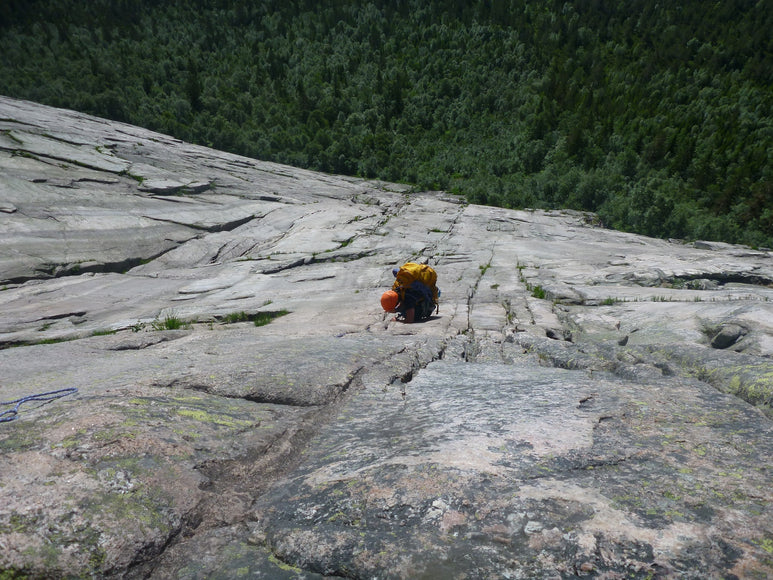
left=1, top=96, right=772, bottom=579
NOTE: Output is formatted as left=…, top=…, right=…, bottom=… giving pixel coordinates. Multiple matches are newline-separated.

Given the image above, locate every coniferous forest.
left=1, top=0, right=771, bottom=247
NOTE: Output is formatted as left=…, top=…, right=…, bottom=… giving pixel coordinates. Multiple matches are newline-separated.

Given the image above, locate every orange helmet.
left=381, top=290, right=399, bottom=311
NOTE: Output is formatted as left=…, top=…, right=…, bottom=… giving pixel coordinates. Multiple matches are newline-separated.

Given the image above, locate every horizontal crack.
left=4, top=247, right=186, bottom=285
left=36, top=310, right=87, bottom=321
left=143, top=212, right=256, bottom=233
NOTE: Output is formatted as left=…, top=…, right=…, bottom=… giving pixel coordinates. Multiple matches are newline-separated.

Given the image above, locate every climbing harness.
left=0, top=388, right=78, bottom=423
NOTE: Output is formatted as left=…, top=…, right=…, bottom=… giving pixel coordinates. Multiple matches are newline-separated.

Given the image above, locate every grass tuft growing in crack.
left=151, top=313, right=191, bottom=331
left=216, top=309, right=290, bottom=327
left=529, top=284, right=546, bottom=299
left=91, top=329, right=117, bottom=337
left=223, top=311, right=251, bottom=324
left=254, top=310, right=290, bottom=327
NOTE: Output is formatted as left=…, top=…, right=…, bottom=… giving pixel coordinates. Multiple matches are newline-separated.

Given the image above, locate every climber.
left=381, top=262, right=440, bottom=323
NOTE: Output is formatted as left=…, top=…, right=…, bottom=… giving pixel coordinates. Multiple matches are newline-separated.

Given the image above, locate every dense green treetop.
left=1, top=0, right=771, bottom=246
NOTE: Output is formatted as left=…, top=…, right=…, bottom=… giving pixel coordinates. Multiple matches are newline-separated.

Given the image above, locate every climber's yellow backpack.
left=392, top=262, right=439, bottom=313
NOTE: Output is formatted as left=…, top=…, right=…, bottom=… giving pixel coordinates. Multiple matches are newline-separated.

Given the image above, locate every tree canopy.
left=2, top=0, right=771, bottom=247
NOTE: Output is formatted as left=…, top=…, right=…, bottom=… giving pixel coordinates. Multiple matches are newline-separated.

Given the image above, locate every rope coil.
left=0, top=388, right=79, bottom=423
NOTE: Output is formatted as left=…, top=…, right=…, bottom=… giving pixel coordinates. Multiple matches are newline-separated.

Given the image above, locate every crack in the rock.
left=668, top=271, right=773, bottom=289
left=0, top=144, right=126, bottom=174
left=260, top=249, right=377, bottom=275
left=130, top=363, right=379, bottom=576
left=119, top=514, right=197, bottom=580
left=460, top=246, right=497, bottom=362
left=260, top=257, right=308, bottom=274
left=153, top=377, right=325, bottom=408
left=0, top=118, right=40, bottom=128
left=3, top=251, right=171, bottom=285
left=36, top=310, right=87, bottom=321
left=143, top=212, right=256, bottom=233
left=306, top=248, right=377, bottom=265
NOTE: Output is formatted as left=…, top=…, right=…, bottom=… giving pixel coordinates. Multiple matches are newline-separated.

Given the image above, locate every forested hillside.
left=2, top=0, right=771, bottom=247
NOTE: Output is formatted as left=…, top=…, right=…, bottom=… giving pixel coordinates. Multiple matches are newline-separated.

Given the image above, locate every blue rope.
left=0, top=388, right=78, bottom=423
